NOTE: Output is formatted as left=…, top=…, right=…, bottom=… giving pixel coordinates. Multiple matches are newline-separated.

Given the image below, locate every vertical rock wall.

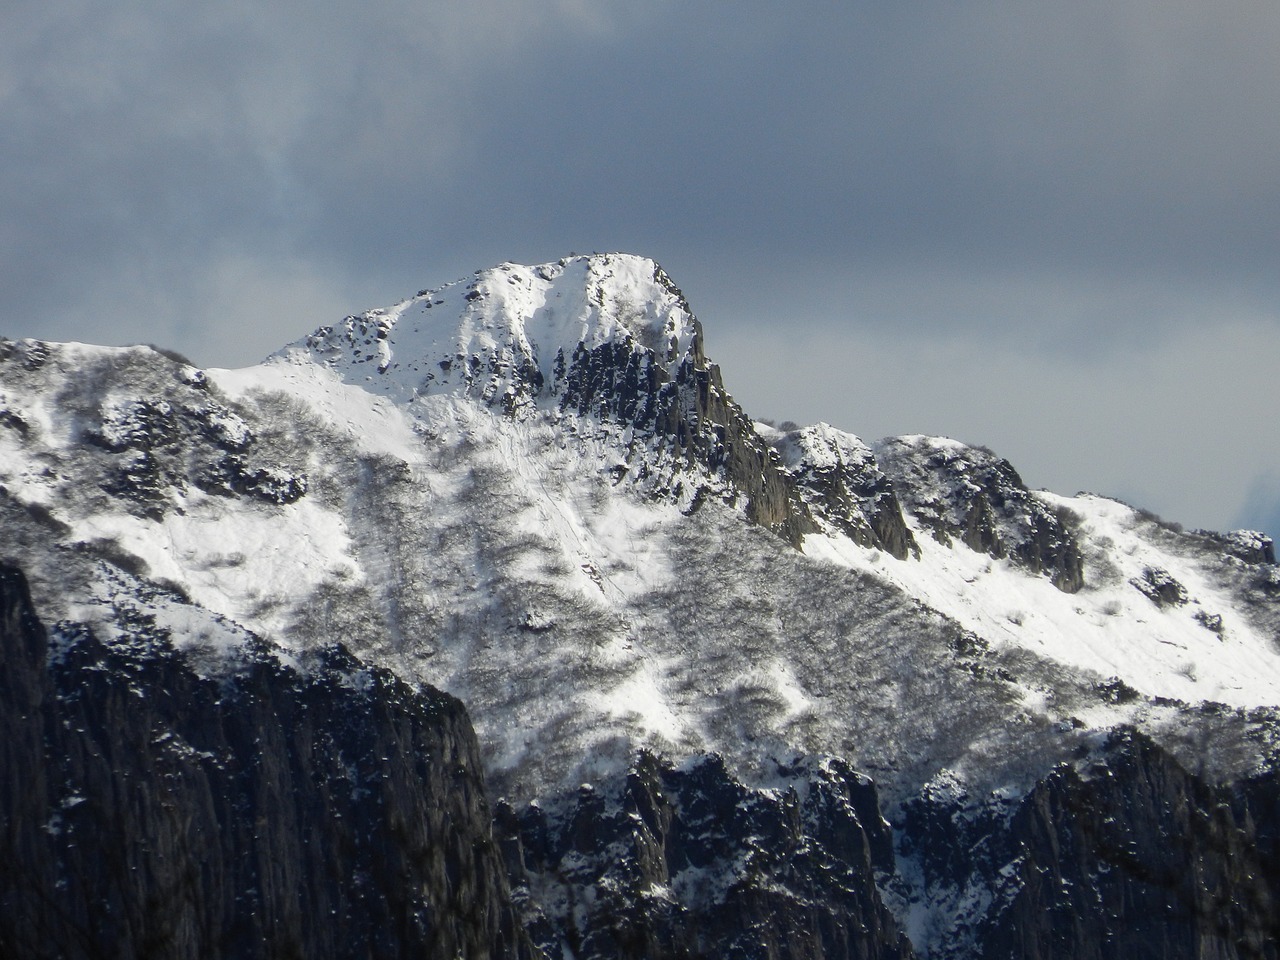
left=496, top=753, right=915, bottom=960
left=0, top=564, right=536, bottom=960
left=980, top=730, right=1278, bottom=960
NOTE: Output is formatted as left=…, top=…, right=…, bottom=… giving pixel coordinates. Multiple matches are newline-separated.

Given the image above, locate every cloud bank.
left=3, top=1, right=1278, bottom=533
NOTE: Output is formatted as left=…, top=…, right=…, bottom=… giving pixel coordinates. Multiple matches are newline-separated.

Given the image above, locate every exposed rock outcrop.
left=898, top=730, right=1280, bottom=960
left=875, top=436, right=1084, bottom=592
left=300, top=253, right=815, bottom=544
left=768, top=423, right=918, bottom=560
left=496, top=753, right=914, bottom=960
left=980, top=730, right=1278, bottom=959
left=1132, top=565, right=1190, bottom=608
left=558, top=326, right=812, bottom=543
left=1220, top=530, right=1278, bottom=567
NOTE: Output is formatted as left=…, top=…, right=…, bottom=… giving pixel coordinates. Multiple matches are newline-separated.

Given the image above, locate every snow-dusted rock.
left=765, top=421, right=918, bottom=560
left=874, top=435, right=1084, bottom=592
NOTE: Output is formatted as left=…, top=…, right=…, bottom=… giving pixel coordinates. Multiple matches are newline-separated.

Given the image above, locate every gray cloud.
left=2, top=1, right=1278, bottom=533
left=1238, top=473, right=1280, bottom=540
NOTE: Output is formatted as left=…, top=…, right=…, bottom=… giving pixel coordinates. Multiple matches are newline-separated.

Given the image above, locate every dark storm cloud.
left=2, top=0, right=1278, bottom=531
left=7, top=1, right=1278, bottom=335
left=279, top=0, right=1280, bottom=358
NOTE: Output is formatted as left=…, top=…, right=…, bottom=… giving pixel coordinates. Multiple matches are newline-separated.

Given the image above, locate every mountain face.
left=4, top=253, right=1280, bottom=958
left=0, top=563, right=534, bottom=960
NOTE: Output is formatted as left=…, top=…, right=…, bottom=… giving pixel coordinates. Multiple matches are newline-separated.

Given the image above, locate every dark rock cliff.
left=0, top=564, right=535, bottom=960
left=899, top=730, right=1280, bottom=960
left=979, top=730, right=1278, bottom=959
left=495, top=752, right=915, bottom=960
left=556, top=310, right=813, bottom=545
left=7, top=554, right=1280, bottom=959
left=768, top=425, right=919, bottom=561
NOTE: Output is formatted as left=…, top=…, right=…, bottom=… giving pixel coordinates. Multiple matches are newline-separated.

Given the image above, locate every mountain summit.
left=280, top=252, right=809, bottom=540
left=3, top=254, right=1280, bottom=958
left=293, top=254, right=702, bottom=402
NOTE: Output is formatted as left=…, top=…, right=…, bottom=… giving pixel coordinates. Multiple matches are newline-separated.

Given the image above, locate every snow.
left=805, top=489, right=1280, bottom=709
left=211, top=357, right=425, bottom=462
left=71, top=487, right=358, bottom=641
left=766, top=420, right=877, bottom=474
left=592, top=661, right=691, bottom=743
left=274, top=253, right=700, bottom=413
left=12, top=265, right=1280, bottom=960
left=149, top=596, right=253, bottom=658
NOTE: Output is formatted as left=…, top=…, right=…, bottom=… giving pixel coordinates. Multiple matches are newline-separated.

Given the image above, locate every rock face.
left=1220, top=530, right=1278, bottom=567
left=898, top=730, right=1280, bottom=960
left=0, top=563, right=534, bottom=960
left=486, top=730, right=1280, bottom=960
left=6, top=558, right=1280, bottom=960
left=875, top=436, right=1084, bottom=592
left=8, top=254, right=1280, bottom=959
left=978, top=731, right=1278, bottom=960
left=495, top=753, right=914, bottom=960
left=556, top=310, right=811, bottom=543
left=768, top=423, right=918, bottom=560
left=298, top=253, right=814, bottom=544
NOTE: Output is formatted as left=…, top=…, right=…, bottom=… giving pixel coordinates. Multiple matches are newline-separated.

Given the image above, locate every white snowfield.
left=767, top=420, right=1280, bottom=710
left=2, top=253, right=1278, bottom=804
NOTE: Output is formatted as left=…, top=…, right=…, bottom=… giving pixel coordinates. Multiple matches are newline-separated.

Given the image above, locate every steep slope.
left=893, top=729, right=1280, bottom=960
left=4, top=252, right=1280, bottom=957
left=767, top=422, right=918, bottom=561
left=495, top=754, right=914, bottom=960
left=872, top=435, right=1082, bottom=591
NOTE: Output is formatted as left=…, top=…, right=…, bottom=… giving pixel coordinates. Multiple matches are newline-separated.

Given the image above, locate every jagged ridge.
left=5, top=252, right=1280, bottom=958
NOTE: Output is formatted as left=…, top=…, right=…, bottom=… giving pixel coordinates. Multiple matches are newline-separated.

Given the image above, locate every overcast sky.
left=4, top=1, right=1279, bottom=536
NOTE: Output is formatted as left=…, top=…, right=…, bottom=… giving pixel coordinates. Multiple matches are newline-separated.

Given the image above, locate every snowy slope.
left=2, top=254, right=1279, bottom=813
left=785, top=428, right=1280, bottom=710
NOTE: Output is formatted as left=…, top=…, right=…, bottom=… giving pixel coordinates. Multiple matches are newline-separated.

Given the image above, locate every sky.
left=4, top=1, right=1279, bottom=537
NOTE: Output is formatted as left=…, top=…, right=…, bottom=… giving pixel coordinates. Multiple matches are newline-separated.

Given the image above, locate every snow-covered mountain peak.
left=5, top=253, right=1280, bottom=819
left=279, top=253, right=704, bottom=411
left=258, top=252, right=810, bottom=542
left=10, top=256, right=1280, bottom=960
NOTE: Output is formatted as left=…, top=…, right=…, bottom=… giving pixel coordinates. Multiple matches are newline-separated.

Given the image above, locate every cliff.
left=0, top=563, right=535, bottom=960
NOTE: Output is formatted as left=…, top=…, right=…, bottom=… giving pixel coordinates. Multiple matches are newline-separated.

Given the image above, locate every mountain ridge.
left=4, top=252, right=1280, bottom=957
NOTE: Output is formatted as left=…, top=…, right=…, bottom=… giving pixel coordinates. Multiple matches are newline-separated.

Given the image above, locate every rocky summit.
left=3, top=253, right=1280, bottom=958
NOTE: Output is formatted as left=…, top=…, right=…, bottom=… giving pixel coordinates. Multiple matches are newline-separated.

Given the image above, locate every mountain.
left=3, top=252, right=1280, bottom=958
